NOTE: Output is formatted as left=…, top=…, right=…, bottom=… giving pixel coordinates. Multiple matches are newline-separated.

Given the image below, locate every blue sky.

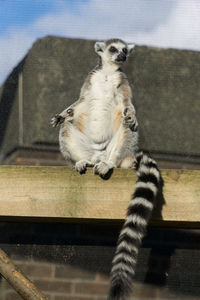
left=0, top=0, right=200, bottom=84
left=0, top=1, right=54, bottom=33
left=0, top=0, right=80, bottom=34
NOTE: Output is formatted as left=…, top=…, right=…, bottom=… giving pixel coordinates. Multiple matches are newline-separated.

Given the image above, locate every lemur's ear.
left=127, top=44, right=135, bottom=54
left=94, top=42, right=106, bottom=54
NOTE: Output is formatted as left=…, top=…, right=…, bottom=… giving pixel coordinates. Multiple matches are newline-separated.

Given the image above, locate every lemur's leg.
left=59, top=119, right=94, bottom=173
left=93, top=126, right=124, bottom=175
left=93, top=107, right=138, bottom=176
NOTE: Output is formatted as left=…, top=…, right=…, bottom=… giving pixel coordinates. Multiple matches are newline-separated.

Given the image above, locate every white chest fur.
left=90, top=69, right=119, bottom=101
left=85, top=69, right=122, bottom=143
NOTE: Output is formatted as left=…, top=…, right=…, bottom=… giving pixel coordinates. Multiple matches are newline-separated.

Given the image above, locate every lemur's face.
left=94, top=40, right=135, bottom=65
left=107, top=42, right=129, bottom=64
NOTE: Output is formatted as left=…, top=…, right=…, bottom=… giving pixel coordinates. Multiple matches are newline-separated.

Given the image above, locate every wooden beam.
left=0, top=166, right=199, bottom=227
left=0, top=248, right=49, bottom=300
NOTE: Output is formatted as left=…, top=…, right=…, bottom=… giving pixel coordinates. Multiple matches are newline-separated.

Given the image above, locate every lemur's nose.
left=117, top=52, right=126, bottom=61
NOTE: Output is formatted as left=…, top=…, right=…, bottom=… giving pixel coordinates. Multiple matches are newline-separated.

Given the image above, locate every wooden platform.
left=0, top=166, right=199, bottom=227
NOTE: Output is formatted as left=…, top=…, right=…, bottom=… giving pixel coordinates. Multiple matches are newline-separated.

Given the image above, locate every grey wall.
left=0, top=36, right=200, bottom=161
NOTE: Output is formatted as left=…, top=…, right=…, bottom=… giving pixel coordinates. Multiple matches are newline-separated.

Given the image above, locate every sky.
left=0, top=0, right=200, bottom=85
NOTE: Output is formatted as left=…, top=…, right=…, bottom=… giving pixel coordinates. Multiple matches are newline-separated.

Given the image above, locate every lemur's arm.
left=118, top=73, right=138, bottom=132
left=51, top=106, right=73, bottom=127
left=51, top=73, right=92, bottom=128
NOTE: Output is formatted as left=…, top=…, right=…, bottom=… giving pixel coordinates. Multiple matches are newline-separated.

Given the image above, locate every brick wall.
left=1, top=259, right=109, bottom=300
left=1, top=258, right=200, bottom=300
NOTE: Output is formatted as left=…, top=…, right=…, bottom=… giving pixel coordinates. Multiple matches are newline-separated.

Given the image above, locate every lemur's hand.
left=123, top=107, right=138, bottom=131
left=51, top=108, right=74, bottom=127
left=51, top=114, right=65, bottom=127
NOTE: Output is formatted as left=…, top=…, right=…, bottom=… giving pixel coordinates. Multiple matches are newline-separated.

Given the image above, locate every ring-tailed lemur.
left=51, top=39, right=161, bottom=300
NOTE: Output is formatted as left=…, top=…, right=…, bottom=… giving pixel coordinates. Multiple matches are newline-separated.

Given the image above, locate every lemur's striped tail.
left=108, top=152, right=161, bottom=300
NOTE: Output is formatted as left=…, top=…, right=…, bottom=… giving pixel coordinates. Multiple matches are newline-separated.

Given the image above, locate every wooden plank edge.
left=0, top=215, right=200, bottom=229
left=0, top=166, right=200, bottom=223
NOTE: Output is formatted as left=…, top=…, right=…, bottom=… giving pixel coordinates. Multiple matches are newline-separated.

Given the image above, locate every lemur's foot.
left=93, top=161, right=114, bottom=177
left=75, top=160, right=92, bottom=174
left=120, top=156, right=137, bottom=169
left=51, top=114, right=65, bottom=127
left=123, top=107, right=138, bottom=131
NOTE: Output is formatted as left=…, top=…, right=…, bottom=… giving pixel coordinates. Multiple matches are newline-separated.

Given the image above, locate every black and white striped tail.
left=108, top=152, right=161, bottom=300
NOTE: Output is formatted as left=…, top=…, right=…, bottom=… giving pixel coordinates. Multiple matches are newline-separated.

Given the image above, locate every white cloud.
left=33, top=0, right=174, bottom=40
left=0, top=0, right=200, bottom=85
left=127, top=0, right=200, bottom=49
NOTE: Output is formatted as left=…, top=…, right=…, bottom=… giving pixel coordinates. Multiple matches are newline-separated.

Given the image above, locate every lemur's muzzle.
left=116, top=53, right=126, bottom=62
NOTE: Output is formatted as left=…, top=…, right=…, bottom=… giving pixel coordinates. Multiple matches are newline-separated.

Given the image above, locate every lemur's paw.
left=51, top=108, right=74, bottom=127
left=93, top=161, right=114, bottom=177
left=75, top=160, right=91, bottom=174
left=51, top=114, right=65, bottom=127
left=123, top=107, right=138, bottom=131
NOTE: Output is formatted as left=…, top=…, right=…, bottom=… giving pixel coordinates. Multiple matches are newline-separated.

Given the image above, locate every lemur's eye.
left=122, top=48, right=128, bottom=55
left=109, top=46, right=118, bottom=53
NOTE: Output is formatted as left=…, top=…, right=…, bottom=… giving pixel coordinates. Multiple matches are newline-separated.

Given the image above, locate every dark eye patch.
left=122, top=47, right=128, bottom=55
left=109, top=46, right=118, bottom=53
